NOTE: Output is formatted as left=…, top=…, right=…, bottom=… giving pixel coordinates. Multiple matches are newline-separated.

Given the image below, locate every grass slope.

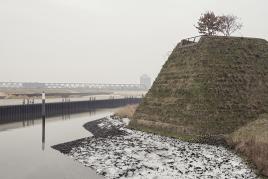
left=131, top=36, right=268, bottom=139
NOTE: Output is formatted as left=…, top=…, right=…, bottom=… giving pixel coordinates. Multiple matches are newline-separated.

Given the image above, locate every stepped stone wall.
left=130, top=36, right=268, bottom=139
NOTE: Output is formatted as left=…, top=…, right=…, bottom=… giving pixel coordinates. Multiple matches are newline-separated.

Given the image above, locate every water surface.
left=0, top=109, right=115, bottom=179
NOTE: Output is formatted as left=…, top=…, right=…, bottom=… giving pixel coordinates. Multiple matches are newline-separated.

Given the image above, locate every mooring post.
left=42, top=91, right=46, bottom=150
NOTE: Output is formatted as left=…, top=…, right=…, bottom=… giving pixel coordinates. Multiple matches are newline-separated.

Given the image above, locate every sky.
left=0, top=0, right=267, bottom=84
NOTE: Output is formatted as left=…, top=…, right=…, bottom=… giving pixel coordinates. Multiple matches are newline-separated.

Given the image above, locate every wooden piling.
left=42, top=92, right=46, bottom=150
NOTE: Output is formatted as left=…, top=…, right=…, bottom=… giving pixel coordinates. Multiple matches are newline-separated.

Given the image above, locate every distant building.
left=140, top=74, right=151, bottom=89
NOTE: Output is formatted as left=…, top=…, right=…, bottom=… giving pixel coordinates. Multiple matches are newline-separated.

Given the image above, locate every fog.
left=0, top=0, right=267, bottom=84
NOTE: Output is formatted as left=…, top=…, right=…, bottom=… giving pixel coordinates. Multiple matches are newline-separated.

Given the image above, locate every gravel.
left=52, top=117, right=257, bottom=179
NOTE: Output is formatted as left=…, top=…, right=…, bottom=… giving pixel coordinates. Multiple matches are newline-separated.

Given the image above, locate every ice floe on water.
left=52, top=117, right=257, bottom=179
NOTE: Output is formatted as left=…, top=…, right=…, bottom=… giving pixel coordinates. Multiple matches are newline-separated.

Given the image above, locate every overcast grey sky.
left=0, top=0, right=267, bottom=84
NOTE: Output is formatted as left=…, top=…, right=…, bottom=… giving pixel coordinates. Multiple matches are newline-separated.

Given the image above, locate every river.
left=0, top=109, right=118, bottom=179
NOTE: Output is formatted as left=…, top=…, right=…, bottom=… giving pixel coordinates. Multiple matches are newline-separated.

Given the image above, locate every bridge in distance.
left=0, top=82, right=147, bottom=91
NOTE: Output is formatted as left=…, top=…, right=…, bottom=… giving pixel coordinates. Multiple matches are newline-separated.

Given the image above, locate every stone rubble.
left=53, top=117, right=257, bottom=179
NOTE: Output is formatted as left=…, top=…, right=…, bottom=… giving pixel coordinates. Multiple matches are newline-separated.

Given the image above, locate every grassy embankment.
left=227, top=114, right=268, bottom=177
left=116, top=105, right=268, bottom=177
left=131, top=36, right=268, bottom=139
left=114, top=104, right=138, bottom=119
left=128, top=36, right=268, bottom=176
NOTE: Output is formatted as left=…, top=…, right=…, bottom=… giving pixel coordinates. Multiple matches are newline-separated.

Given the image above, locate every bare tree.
left=195, top=11, right=221, bottom=35
left=218, top=15, right=243, bottom=36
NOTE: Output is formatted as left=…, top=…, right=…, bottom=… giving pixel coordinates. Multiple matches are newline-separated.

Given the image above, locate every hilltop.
left=130, top=35, right=268, bottom=139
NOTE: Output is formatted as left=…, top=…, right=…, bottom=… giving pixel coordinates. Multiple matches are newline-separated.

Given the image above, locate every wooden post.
left=42, top=91, right=46, bottom=150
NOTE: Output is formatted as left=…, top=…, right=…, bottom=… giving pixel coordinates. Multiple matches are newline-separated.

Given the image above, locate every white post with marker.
left=42, top=92, right=46, bottom=114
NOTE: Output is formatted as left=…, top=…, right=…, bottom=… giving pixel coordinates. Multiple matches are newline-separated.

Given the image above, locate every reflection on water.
left=0, top=109, right=97, bottom=151
left=42, top=115, right=45, bottom=151
left=0, top=110, right=96, bottom=132
left=39, top=110, right=95, bottom=151
left=22, top=118, right=34, bottom=127
left=0, top=109, right=115, bottom=179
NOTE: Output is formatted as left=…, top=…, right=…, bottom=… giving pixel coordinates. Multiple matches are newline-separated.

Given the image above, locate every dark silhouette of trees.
left=195, top=11, right=221, bottom=35
left=195, top=11, right=243, bottom=36
left=218, top=15, right=243, bottom=36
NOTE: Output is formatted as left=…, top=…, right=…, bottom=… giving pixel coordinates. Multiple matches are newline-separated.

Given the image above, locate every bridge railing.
left=0, top=82, right=148, bottom=90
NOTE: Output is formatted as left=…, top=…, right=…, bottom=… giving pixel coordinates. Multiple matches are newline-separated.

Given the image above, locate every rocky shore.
left=52, top=117, right=257, bottom=179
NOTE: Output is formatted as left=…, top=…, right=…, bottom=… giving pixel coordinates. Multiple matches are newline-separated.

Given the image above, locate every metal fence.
left=0, top=98, right=141, bottom=124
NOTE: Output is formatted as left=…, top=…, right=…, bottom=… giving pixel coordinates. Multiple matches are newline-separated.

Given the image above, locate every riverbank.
left=52, top=117, right=257, bottom=179
left=227, top=114, right=268, bottom=177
